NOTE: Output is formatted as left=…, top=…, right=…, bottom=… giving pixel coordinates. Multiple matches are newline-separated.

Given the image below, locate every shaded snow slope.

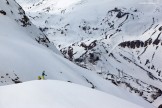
left=0, top=80, right=155, bottom=108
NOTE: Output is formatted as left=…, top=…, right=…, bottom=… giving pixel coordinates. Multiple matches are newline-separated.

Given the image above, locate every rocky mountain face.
left=16, top=0, right=162, bottom=103
left=0, top=0, right=60, bottom=54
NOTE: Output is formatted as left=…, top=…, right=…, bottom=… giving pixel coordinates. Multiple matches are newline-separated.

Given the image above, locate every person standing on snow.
left=42, top=71, right=47, bottom=80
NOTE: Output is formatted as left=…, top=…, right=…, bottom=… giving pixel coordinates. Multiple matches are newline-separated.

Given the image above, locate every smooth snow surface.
left=0, top=80, right=155, bottom=108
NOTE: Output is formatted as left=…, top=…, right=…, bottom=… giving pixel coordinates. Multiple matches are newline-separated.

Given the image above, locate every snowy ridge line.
left=0, top=80, right=155, bottom=108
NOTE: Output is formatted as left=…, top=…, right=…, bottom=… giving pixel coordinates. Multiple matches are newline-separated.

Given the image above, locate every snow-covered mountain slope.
left=15, top=0, right=162, bottom=47
left=0, top=0, right=154, bottom=107
left=0, top=80, right=155, bottom=108
left=16, top=0, right=162, bottom=103
left=0, top=0, right=61, bottom=55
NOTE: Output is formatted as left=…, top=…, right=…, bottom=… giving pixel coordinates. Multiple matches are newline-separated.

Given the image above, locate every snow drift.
left=0, top=80, right=155, bottom=108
